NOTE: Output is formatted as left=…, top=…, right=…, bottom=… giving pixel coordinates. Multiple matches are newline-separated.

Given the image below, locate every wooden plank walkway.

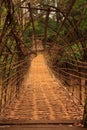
left=0, top=53, right=83, bottom=122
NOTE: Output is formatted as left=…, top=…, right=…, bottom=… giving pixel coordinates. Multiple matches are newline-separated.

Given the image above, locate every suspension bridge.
left=0, top=0, right=87, bottom=129
left=0, top=42, right=84, bottom=123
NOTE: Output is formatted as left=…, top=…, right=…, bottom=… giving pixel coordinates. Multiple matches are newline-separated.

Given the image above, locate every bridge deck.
left=1, top=53, right=83, bottom=122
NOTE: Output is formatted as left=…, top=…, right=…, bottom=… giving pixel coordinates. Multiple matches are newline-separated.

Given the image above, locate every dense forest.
left=0, top=0, right=87, bottom=126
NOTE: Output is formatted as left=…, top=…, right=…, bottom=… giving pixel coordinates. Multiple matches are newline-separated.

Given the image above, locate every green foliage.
left=80, top=9, right=87, bottom=30
left=74, top=0, right=87, bottom=9
left=23, top=24, right=33, bottom=48
left=0, top=25, right=2, bottom=32
left=71, top=0, right=87, bottom=31
left=35, top=21, right=44, bottom=35
left=72, top=44, right=82, bottom=60
left=23, top=33, right=32, bottom=48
